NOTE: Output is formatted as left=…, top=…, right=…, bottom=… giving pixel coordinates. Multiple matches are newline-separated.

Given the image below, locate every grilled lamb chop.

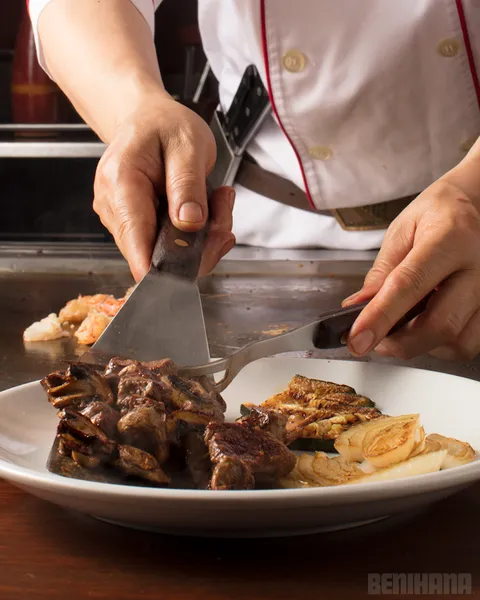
left=80, top=401, right=120, bottom=438
left=114, top=444, right=170, bottom=485
left=117, top=400, right=169, bottom=464
left=205, top=421, right=296, bottom=490
left=41, top=362, right=114, bottom=409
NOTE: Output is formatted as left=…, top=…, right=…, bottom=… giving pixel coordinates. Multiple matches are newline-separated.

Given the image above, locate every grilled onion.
left=285, top=451, right=363, bottom=487
left=348, top=449, right=447, bottom=484
left=419, top=433, right=476, bottom=469
left=335, top=414, right=422, bottom=468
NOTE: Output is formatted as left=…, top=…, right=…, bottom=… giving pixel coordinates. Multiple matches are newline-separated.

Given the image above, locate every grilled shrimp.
left=59, top=294, right=125, bottom=323
left=74, top=310, right=111, bottom=345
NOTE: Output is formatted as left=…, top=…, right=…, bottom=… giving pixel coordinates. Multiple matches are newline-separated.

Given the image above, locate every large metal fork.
left=178, top=298, right=429, bottom=393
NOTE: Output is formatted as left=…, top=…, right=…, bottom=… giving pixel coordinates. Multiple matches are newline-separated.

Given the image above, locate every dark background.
left=0, top=0, right=218, bottom=242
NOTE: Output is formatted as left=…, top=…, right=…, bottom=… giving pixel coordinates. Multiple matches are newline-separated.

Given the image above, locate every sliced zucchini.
left=288, top=438, right=337, bottom=453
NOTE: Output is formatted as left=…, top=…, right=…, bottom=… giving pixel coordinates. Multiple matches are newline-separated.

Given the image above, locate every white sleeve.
left=28, top=0, right=159, bottom=75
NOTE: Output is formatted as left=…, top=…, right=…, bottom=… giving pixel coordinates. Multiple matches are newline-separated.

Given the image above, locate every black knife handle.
left=150, top=181, right=213, bottom=280
left=313, top=292, right=433, bottom=350
left=224, top=65, right=270, bottom=150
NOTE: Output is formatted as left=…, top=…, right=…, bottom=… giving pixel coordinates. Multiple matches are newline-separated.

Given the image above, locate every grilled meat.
left=80, top=401, right=120, bottom=438
left=114, top=445, right=170, bottom=485
left=117, top=401, right=169, bottom=464
left=56, top=408, right=116, bottom=463
left=143, top=359, right=178, bottom=377
left=160, top=375, right=226, bottom=428
left=184, top=432, right=212, bottom=489
left=117, top=362, right=159, bottom=380
left=117, top=377, right=165, bottom=411
left=41, top=363, right=114, bottom=410
left=238, top=406, right=289, bottom=443
left=103, top=357, right=138, bottom=377
left=210, top=456, right=255, bottom=491
left=205, top=421, right=296, bottom=489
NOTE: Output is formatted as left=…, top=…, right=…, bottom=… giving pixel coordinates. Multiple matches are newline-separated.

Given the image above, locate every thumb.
left=164, top=144, right=208, bottom=232
left=342, top=216, right=415, bottom=307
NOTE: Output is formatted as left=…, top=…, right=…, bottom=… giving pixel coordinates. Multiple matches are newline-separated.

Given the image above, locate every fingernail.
left=350, top=329, right=375, bottom=355
left=179, top=202, right=203, bottom=223
left=342, top=291, right=362, bottom=307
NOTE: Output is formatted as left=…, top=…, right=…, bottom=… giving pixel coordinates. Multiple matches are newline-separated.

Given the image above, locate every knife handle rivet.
left=175, top=239, right=189, bottom=247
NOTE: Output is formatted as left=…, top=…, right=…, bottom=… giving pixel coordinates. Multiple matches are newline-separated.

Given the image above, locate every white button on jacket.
left=28, top=0, right=480, bottom=251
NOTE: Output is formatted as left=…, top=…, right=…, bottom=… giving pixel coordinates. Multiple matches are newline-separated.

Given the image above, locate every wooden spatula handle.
left=150, top=182, right=213, bottom=280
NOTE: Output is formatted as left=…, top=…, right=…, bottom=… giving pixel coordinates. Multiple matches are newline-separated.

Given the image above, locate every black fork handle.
left=313, top=293, right=433, bottom=350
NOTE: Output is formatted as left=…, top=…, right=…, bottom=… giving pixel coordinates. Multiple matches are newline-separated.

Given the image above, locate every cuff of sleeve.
left=27, top=0, right=156, bottom=79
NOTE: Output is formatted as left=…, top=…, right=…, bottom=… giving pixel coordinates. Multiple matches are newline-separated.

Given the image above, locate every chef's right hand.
left=93, top=94, right=236, bottom=282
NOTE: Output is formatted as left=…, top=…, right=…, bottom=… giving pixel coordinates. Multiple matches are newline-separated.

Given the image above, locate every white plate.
left=0, top=358, right=479, bottom=538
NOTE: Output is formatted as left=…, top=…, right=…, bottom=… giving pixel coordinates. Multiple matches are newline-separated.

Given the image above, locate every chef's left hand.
left=343, top=164, right=480, bottom=361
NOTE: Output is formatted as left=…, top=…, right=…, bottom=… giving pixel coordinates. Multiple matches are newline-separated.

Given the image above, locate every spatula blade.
left=81, top=270, right=209, bottom=366
left=81, top=183, right=213, bottom=367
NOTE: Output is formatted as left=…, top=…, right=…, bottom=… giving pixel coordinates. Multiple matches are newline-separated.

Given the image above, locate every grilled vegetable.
left=280, top=451, right=364, bottom=488
left=334, top=414, right=424, bottom=468
left=287, top=438, right=336, bottom=452
left=239, top=374, right=382, bottom=451
left=348, top=450, right=447, bottom=484
left=417, top=433, right=475, bottom=469
left=287, top=375, right=356, bottom=399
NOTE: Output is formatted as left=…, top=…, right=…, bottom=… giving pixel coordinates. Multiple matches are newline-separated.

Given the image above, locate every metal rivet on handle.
left=175, top=239, right=189, bottom=247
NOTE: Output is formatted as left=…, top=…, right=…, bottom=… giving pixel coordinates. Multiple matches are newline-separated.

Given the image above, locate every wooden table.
left=1, top=477, right=479, bottom=600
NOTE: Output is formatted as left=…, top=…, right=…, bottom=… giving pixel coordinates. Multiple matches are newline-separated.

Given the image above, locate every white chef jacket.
left=29, top=0, right=480, bottom=250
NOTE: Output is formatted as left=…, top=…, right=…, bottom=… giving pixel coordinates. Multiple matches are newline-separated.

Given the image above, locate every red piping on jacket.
left=455, top=0, right=480, bottom=111
left=259, top=0, right=316, bottom=210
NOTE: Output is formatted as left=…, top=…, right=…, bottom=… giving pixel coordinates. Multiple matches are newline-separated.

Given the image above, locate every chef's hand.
left=342, top=169, right=480, bottom=361
left=93, top=95, right=236, bottom=282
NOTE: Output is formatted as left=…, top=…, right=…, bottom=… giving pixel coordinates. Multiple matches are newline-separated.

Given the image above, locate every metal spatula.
left=81, top=186, right=212, bottom=367
left=178, top=296, right=431, bottom=392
